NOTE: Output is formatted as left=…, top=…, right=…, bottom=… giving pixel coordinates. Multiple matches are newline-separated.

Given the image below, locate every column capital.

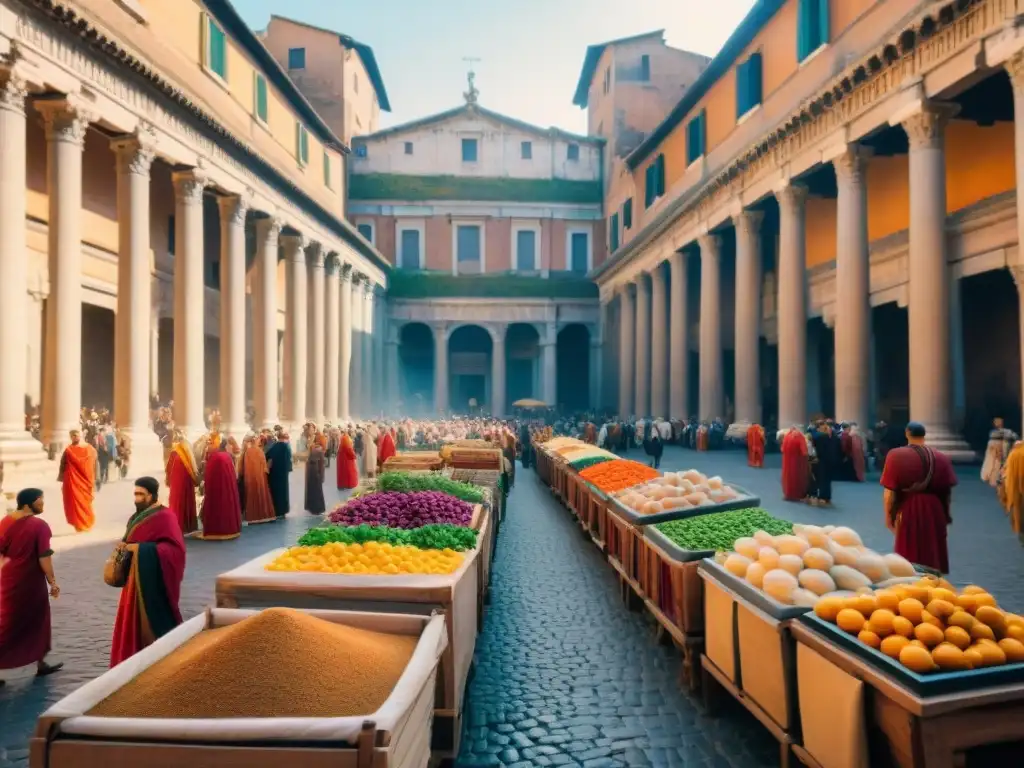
left=280, top=232, right=308, bottom=259
left=832, top=144, right=873, bottom=186
left=733, top=209, right=765, bottom=237
left=0, top=71, right=28, bottom=116
left=669, top=249, right=688, bottom=269
left=36, top=95, right=94, bottom=146
left=1007, top=51, right=1024, bottom=94
left=171, top=165, right=208, bottom=204
left=488, top=324, right=507, bottom=345
left=217, top=192, right=251, bottom=225
left=697, top=232, right=721, bottom=260
left=324, top=251, right=341, bottom=275
left=112, top=127, right=158, bottom=178
left=254, top=214, right=283, bottom=241
left=775, top=182, right=808, bottom=213
left=306, top=241, right=326, bottom=268
left=340, top=262, right=353, bottom=281
left=362, top=280, right=375, bottom=297
left=901, top=103, right=959, bottom=150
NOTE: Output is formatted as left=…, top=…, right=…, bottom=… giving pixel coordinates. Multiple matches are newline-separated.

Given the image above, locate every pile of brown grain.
left=88, top=608, right=418, bottom=719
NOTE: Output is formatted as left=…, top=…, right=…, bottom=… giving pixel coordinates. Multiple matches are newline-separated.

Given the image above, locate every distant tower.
left=463, top=56, right=480, bottom=104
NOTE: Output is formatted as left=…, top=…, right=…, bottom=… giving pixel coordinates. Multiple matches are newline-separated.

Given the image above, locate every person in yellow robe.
left=998, top=441, right=1024, bottom=545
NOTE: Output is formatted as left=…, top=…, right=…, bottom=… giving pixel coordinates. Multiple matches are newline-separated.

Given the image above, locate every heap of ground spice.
left=88, top=608, right=418, bottom=718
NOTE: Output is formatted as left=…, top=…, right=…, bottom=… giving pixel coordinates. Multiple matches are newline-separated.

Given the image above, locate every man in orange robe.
left=165, top=434, right=199, bottom=535
left=376, top=429, right=396, bottom=472
left=58, top=430, right=96, bottom=532
left=747, top=424, right=766, bottom=468
left=337, top=433, right=359, bottom=489
left=780, top=428, right=810, bottom=501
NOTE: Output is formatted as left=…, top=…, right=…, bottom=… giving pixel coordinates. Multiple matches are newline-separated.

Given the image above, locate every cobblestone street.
left=3, top=448, right=1021, bottom=768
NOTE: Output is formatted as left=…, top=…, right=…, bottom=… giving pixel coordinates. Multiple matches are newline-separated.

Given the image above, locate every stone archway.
left=398, top=322, right=435, bottom=417
left=557, top=323, right=591, bottom=412
left=505, top=323, right=541, bottom=406
left=447, top=325, right=493, bottom=414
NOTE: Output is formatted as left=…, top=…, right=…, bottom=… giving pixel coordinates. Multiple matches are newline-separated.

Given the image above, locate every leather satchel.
left=103, top=544, right=132, bottom=588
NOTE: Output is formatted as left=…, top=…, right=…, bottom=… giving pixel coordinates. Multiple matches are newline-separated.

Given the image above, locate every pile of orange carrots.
left=579, top=459, right=660, bottom=494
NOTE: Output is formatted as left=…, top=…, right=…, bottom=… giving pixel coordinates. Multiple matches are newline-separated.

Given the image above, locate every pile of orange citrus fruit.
left=814, top=574, right=1024, bottom=673
left=265, top=541, right=464, bottom=575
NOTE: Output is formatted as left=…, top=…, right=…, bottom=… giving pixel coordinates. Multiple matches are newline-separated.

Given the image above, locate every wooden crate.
left=605, top=505, right=644, bottom=608
left=31, top=609, right=446, bottom=768
left=214, top=548, right=480, bottom=758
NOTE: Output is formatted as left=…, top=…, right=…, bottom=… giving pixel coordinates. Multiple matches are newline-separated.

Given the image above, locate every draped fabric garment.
left=198, top=451, right=242, bottom=540
left=60, top=444, right=96, bottom=532
left=0, top=515, right=53, bottom=669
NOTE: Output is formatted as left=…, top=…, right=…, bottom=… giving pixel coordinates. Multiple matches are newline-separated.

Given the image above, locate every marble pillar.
left=433, top=324, right=449, bottom=414
left=338, top=266, right=353, bottom=420
left=38, top=98, right=90, bottom=454
left=902, top=104, right=972, bottom=457
left=833, top=146, right=872, bottom=429
left=618, top=285, right=635, bottom=417
left=217, top=193, right=249, bottom=439
left=282, top=234, right=308, bottom=426
left=307, top=244, right=326, bottom=425
left=776, top=183, right=809, bottom=428
left=491, top=327, right=506, bottom=416
left=253, top=216, right=282, bottom=428
left=950, top=274, right=965, bottom=433
left=590, top=336, right=603, bottom=411
left=730, top=209, right=764, bottom=433
left=634, top=275, right=651, bottom=417
left=542, top=322, right=557, bottom=407
left=324, top=255, right=340, bottom=423
left=387, top=333, right=400, bottom=413
left=26, top=293, right=43, bottom=409
left=1010, top=55, right=1024, bottom=425
left=650, top=265, right=669, bottom=418
left=169, top=166, right=207, bottom=440
left=698, top=234, right=724, bottom=421
left=0, top=72, right=45, bottom=477
left=362, top=282, right=375, bottom=417
left=112, top=131, right=162, bottom=467
left=150, top=307, right=160, bottom=402
left=349, top=276, right=364, bottom=417
left=668, top=251, right=689, bottom=420
left=374, top=291, right=386, bottom=413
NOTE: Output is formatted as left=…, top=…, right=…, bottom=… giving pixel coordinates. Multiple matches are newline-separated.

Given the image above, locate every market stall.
left=31, top=607, right=447, bottom=768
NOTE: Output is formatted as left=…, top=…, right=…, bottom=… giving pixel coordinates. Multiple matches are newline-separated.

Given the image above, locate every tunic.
left=0, top=515, right=53, bottom=668
left=59, top=444, right=96, bottom=532
left=198, top=451, right=242, bottom=540
left=265, top=441, right=293, bottom=518
left=305, top=445, right=327, bottom=514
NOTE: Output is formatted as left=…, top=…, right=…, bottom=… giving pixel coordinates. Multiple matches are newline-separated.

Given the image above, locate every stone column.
left=775, top=183, right=809, bottom=428
left=650, top=265, right=669, bottom=418
left=669, top=251, right=689, bottom=420
left=698, top=234, right=724, bottom=421
left=590, top=336, right=603, bottom=411
left=307, top=243, right=326, bottom=424
left=282, top=234, right=308, bottom=426
left=833, top=146, right=872, bottom=428
left=949, top=274, right=966, bottom=433
left=112, top=130, right=162, bottom=468
left=374, top=291, right=386, bottom=412
left=338, top=265, right=353, bottom=420
left=362, top=282, right=375, bottom=417
left=730, top=210, right=764, bottom=433
left=26, top=292, right=43, bottom=409
left=491, top=326, right=506, bottom=416
left=217, top=193, right=249, bottom=439
left=618, top=285, right=635, bottom=417
left=38, top=97, right=91, bottom=454
left=542, top=322, right=557, bottom=407
left=324, top=255, right=340, bottom=423
left=1007, top=56, right=1024, bottom=431
left=150, top=306, right=160, bottom=403
left=169, top=166, right=208, bottom=440
left=349, top=275, right=365, bottom=417
left=634, top=275, right=652, bottom=417
left=902, top=104, right=972, bottom=457
left=0, top=73, right=45, bottom=477
left=253, top=216, right=282, bottom=428
left=433, top=323, right=449, bottom=414
left=387, top=330, right=400, bottom=414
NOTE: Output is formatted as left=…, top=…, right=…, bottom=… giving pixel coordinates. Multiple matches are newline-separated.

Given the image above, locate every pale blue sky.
left=236, top=0, right=757, bottom=134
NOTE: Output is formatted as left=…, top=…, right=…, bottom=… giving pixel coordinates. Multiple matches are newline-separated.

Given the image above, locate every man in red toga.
left=881, top=421, right=957, bottom=574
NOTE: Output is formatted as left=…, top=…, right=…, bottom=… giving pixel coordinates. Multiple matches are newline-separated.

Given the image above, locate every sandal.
left=36, top=662, right=63, bottom=677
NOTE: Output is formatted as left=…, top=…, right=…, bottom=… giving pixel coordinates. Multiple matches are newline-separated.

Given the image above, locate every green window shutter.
left=208, top=18, right=226, bottom=78
left=748, top=53, right=763, bottom=108
left=736, top=58, right=748, bottom=119
left=797, top=0, right=811, bottom=61
left=623, top=199, right=633, bottom=229
left=699, top=111, right=706, bottom=156
left=644, top=165, right=654, bottom=208
left=323, top=151, right=331, bottom=187
left=297, top=125, right=309, bottom=165
left=610, top=213, right=619, bottom=252
left=817, top=0, right=830, bottom=50
left=255, top=74, right=268, bottom=122
left=655, top=154, right=666, bottom=197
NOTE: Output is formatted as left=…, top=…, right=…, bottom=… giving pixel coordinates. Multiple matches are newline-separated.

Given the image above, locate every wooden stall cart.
left=532, top=440, right=550, bottom=485
left=31, top=608, right=447, bottom=768
left=214, top=546, right=481, bottom=758
left=791, top=620, right=1024, bottom=768
left=604, top=502, right=645, bottom=610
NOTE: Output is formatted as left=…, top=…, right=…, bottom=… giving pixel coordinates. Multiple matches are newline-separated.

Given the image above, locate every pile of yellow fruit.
left=814, top=575, right=1024, bottom=673
left=265, top=541, right=464, bottom=575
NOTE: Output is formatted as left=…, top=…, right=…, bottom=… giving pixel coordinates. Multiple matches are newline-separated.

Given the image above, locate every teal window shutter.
left=208, top=18, right=227, bottom=78
left=736, top=58, right=748, bottom=119
left=323, top=151, right=331, bottom=187
left=655, top=154, right=666, bottom=197
left=255, top=74, right=268, bottom=122
left=610, top=213, right=619, bottom=252
left=748, top=53, right=763, bottom=108
left=797, top=0, right=811, bottom=61
left=644, top=165, right=654, bottom=207
left=302, top=128, right=309, bottom=164
left=623, top=199, right=633, bottom=229
left=817, top=0, right=830, bottom=50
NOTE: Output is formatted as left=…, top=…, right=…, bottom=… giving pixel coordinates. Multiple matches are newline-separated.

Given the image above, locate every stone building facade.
left=0, top=0, right=388, bottom=491
left=589, top=0, right=1024, bottom=457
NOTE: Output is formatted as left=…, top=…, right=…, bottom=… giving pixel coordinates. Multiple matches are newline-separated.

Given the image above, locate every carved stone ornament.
left=832, top=145, right=872, bottom=186
left=776, top=182, right=808, bottom=213
left=36, top=97, right=94, bottom=146
left=171, top=166, right=208, bottom=204
left=698, top=233, right=721, bottom=259
left=734, top=209, right=765, bottom=237
left=340, top=263, right=353, bottom=281
left=307, top=242, right=326, bottom=268
left=324, top=252, right=341, bottom=275
left=0, top=71, right=28, bottom=114
left=1006, top=52, right=1024, bottom=94
left=255, top=215, right=283, bottom=243
left=217, top=193, right=250, bottom=225
left=112, top=132, right=156, bottom=177
left=901, top=104, right=958, bottom=150
left=282, top=233, right=308, bottom=260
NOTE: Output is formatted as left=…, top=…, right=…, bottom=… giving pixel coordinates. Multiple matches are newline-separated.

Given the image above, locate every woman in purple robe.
left=0, top=488, right=63, bottom=686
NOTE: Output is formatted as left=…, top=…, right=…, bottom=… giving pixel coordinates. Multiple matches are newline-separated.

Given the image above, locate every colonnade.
left=0, top=80, right=385, bottom=480
left=613, top=99, right=980, bottom=454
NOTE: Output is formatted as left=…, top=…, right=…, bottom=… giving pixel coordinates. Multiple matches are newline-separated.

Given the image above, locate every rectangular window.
left=355, top=144, right=367, bottom=158
left=521, top=141, right=532, bottom=160
left=461, top=138, right=478, bottom=162
left=609, top=212, right=620, bottom=252
left=644, top=154, right=665, bottom=208
left=622, top=198, right=633, bottom=229
left=288, top=47, right=306, bottom=70
left=357, top=223, right=374, bottom=243
left=736, top=52, right=763, bottom=119
left=404, top=141, right=413, bottom=155
left=797, top=0, right=829, bottom=62
left=296, top=123, right=309, bottom=166
left=323, top=151, right=331, bottom=188
left=399, top=229, right=420, bottom=269
left=204, top=15, right=227, bottom=79
left=686, top=111, right=706, bottom=165
left=456, top=225, right=481, bottom=263
left=570, top=232, right=589, bottom=273
left=253, top=73, right=268, bottom=123
left=640, top=54, right=651, bottom=81
left=515, top=229, right=537, bottom=271
left=567, top=143, right=580, bottom=162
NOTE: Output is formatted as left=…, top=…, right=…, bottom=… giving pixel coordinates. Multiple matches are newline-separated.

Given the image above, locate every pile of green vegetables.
left=299, top=523, right=479, bottom=551
left=376, top=471, right=486, bottom=504
left=656, top=508, right=793, bottom=552
left=568, top=455, right=614, bottom=471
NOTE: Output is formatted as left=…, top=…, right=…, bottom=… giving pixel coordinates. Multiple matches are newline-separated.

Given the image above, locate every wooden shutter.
left=797, top=0, right=811, bottom=61
left=655, top=154, right=666, bottom=197
left=610, top=213, right=619, bottom=252
left=817, top=0, right=830, bottom=50
left=748, top=53, right=763, bottom=108
left=736, top=58, right=748, bottom=119
left=623, top=199, right=633, bottom=229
